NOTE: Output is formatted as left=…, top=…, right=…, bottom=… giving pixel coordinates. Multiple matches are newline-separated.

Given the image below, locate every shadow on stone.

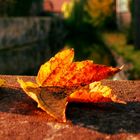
left=0, top=86, right=140, bottom=134
left=66, top=102, right=140, bottom=134
left=0, top=87, right=37, bottom=115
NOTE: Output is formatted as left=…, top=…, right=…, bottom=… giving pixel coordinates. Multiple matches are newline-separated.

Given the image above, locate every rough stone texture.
left=0, top=18, right=65, bottom=75
left=0, top=75, right=140, bottom=140
left=0, top=18, right=50, bottom=47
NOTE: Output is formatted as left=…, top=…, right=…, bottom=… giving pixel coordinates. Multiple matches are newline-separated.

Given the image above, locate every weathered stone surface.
left=0, top=75, right=140, bottom=139
left=0, top=18, right=65, bottom=75
left=0, top=18, right=50, bottom=48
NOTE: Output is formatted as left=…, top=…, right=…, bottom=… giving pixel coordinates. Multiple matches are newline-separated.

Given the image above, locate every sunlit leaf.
left=18, top=78, right=39, bottom=102
left=68, top=82, right=126, bottom=104
left=36, top=48, right=74, bottom=86
left=58, top=62, right=121, bottom=86
left=38, top=59, right=121, bottom=87
left=18, top=78, right=72, bottom=122
left=18, top=48, right=124, bottom=122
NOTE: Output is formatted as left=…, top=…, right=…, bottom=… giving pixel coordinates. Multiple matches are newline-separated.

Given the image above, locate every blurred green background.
left=0, top=0, right=139, bottom=80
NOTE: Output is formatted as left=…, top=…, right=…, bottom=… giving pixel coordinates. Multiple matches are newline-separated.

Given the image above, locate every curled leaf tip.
left=18, top=48, right=124, bottom=122
left=119, top=65, right=125, bottom=70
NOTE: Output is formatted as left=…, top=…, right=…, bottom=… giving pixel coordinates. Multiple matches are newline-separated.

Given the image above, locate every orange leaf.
left=18, top=79, right=125, bottom=122
left=36, top=48, right=74, bottom=86
left=18, top=48, right=125, bottom=122
left=68, top=82, right=125, bottom=104
left=57, top=62, right=121, bottom=86
left=38, top=59, right=121, bottom=87
left=18, top=78, right=72, bottom=122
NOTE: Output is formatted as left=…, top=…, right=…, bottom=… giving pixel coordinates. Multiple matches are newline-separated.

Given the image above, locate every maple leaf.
left=18, top=79, right=70, bottom=122
left=37, top=58, right=120, bottom=87
left=18, top=48, right=124, bottom=122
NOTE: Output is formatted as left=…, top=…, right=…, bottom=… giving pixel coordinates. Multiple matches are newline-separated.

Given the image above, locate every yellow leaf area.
left=85, top=0, right=113, bottom=25
left=0, top=79, right=5, bottom=86
left=18, top=48, right=124, bottom=122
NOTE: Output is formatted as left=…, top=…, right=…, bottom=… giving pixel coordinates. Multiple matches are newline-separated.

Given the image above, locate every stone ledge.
left=0, top=75, right=140, bottom=140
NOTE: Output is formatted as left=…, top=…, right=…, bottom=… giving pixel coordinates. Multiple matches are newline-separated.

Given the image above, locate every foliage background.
left=62, top=0, right=116, bottom=29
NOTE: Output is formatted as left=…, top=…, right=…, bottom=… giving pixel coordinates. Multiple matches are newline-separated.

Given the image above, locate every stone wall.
left=0, top=17, right=65, bottom=75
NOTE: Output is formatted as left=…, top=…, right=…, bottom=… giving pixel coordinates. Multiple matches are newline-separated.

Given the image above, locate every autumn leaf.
left=36, top=48, right=74, bottom=86
left=68, top=81, right=125, bottom=104
left=0, top=79, right=5, bottom=86
left=18, top=78, right=74, bottom=122
left=50, top=61, right=121, bottom=87
left=18, top=79, right=39, bottom=102
left=18, top=79, right=125, bottom=122
left=18, top=48, right=124, bottom=122
left=37, top=59, right=121, bottom=87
